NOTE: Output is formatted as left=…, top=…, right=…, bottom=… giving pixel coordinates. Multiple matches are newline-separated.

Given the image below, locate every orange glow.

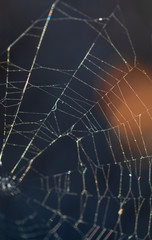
left=100, top=64, right=152, bottom=157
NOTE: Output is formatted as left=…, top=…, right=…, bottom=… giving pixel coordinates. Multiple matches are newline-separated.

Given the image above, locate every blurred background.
left=0, top=0, right=152, bottom=239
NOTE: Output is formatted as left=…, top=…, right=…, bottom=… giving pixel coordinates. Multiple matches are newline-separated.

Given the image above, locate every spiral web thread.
left=0, top=1, right=152, bottom=239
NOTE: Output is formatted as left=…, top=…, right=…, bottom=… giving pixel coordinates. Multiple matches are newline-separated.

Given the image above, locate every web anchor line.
left=0, top=0, right=61, bottom=167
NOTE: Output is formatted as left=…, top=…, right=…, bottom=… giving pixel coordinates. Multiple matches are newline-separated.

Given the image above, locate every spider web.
left=0, top=0, right=152, bottom=239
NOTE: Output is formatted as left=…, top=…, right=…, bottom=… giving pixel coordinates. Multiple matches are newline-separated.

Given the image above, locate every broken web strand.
left=0, top=1, right=152, bottom=239
left=2, top=2, right=118, bottom=184
left=15, top=7, right=108, bottom=184
left=1, top=0, right=95, bottom=182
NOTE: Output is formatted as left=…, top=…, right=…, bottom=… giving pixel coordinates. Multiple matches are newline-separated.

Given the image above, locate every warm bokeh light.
left=100, top=64, right=152, bottom=157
